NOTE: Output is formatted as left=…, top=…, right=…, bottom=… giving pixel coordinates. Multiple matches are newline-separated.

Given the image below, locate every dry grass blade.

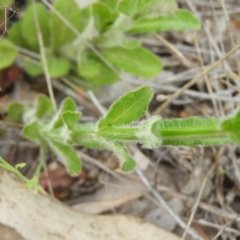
left=153, top=43, right=240, bottom=115
left=211, top=215, right=240, bottom=240
left=181, top=163, right=216, bottom=240
left=135, top=167, right=203, bottom=240
left=31, top=0, right=56, bottom=110
left=154, top=34, right=194, bottom=68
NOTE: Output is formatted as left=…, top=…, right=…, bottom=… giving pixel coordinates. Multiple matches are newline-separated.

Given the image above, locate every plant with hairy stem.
left=4, top=86, right=240, bottom=186
left=1, top=0, right=200, bottom=86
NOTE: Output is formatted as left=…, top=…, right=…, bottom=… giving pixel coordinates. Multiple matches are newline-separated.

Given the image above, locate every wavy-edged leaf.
left=129, top=10, right=201, bottom=33
left=21, top=3, right=50, bottom=50
left=51, top=0, right=81, bottom=52
left=7, top=102, right=24, bottom=121
left=47, top=138, right=81, bottom=175
left=98, top=86, right=153, bottom=129
left=101, top=46, right=162, bottom=78
left=0, top=38, right=17, bottom=70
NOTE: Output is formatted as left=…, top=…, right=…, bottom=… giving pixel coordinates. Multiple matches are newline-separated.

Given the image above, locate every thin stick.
left=181, top=163, right=216, bottom=240
left=135, top=167, right=203, bottom=240
left=194, top=33, right=219, bottom=116
left=198, top=219, right=240, bottom=236
left=220, top=0, right=240, bottom=79
left=154, top=34, right=194, bottom=68
left=212, top=215, right=240, bottom=240
left=31, top=0, right=56, bottom=111
left=153, top=44, right=240, bottom=115
left=87, top=90, right=106, bottom=115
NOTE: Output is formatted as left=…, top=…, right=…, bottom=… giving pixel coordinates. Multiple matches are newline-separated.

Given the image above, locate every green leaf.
left=94, top=29, right=140, bottom=49
left=62, top=111, right=81, bottom=130
left=221, top=110, right=240, bottom=136
left=47, top=138, right=81, bottom=175
left=43, top=51, right=70, bottom=78
left=36, top=95, right=55, bottom=118
left=118, top=0, right=143, bottom=16
left=0, top=157, right=32, bottom=188
left=51, top=98, right=77, bottom=129
left=129, top=10, right=201, bottom=33
left=79, top=6, right=91, bottom=32
left=78, top=138, right=106, bottom=150
left=7, top=102, right=24, bottom=121
left=15, top=163, right=26, bottom=170
left=51, top=0, right=81, bottom=52
left=93, top=29, right=124, bottom=48
left=1, top=0, right=13, bottom=6
left=21, top=3, right=50, bottom=50
left=0, top=38, right=17, bottom=70
left=105, top=141, right=136, bottom=172
left=119, top=0, right=173, bottom=17
left=78, top=49, right=119, bottom=85
left=92, top=2, right=116, bottom=31
left=136, top=0, right=178, bottom=19
left=79, top=49, right=101, bottom=77
left=100, top=46, right=162, bottom=78
left=99, top=0, right=117, bottom=10
left=8, top=22, right=29, bottom=48
left=98, top=86, right=153, bottom=128
left=23, top=121, right=40, bottom=142
left=230, top=135, right=240, bottom=146
left=24, top=51, right=71, bottom=78
left=0, top=0, right=13, bottom=9
left=23, top=61, right=44, bottom=76
left=121, top=37, right=141, bottom=49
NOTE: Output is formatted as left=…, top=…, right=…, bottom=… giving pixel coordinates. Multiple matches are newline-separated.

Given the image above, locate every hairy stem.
left=153, top=117, right=231, bottom=146
left=73, top=117, right=232, bottom=147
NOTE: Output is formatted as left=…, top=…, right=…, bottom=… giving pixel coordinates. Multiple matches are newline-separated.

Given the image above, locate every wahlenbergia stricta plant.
left=5, top=86, right=240, bottom=179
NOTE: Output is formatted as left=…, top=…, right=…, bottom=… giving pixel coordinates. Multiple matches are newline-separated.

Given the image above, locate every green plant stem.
left=153, top=117, right=231, bottom=146
left=73, top=117, right=232, bottom=147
